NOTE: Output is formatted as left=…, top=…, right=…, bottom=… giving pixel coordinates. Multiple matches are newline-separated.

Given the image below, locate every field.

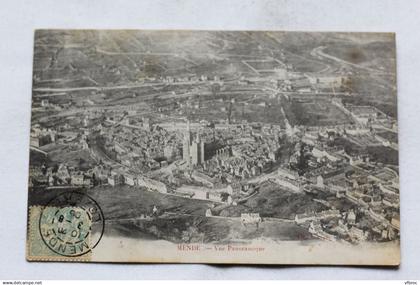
left=181, top=92, right=287, bottom=126
left=28, top=184, right=315, bottom=243
left=243, top=59, right=285, bottom=73
left=218, top=182, right=327, bottom=220
left=333, top=138, right=399, bottom=166
left=367, top=146, right=399, bottom=166
left=285, top=53, right=329, bottom=73
left=287, top=99, right=352, bottom=126
left=231, top=103, right=286, bottom=126
left=376, top=130, right=398, bottom=144
left=323, top=40, right=396, bottom=71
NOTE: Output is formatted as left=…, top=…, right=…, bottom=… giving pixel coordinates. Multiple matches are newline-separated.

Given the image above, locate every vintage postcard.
left=27, top=30, right=400, bottom=265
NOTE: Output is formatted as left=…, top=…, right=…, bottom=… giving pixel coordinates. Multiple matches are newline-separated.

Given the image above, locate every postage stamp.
left=27, top=191, right=105, bottom=261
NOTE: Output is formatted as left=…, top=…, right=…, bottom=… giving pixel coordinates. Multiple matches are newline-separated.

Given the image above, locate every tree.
left=297, top=143, right=308, bottom=176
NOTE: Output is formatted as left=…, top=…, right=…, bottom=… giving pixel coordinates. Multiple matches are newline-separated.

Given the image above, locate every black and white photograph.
left=26, top=30, right=399, bottom=265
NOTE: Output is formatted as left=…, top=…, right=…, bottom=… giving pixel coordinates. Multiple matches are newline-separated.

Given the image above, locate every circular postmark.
left=38, top=191, right=105, bottom=257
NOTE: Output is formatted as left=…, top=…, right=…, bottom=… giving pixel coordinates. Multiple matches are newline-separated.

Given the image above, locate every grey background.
left=0, top=0, right=419, bottom=280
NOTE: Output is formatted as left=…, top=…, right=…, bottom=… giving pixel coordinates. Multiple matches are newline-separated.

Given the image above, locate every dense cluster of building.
left=29, top=65, right=399, bottom=244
